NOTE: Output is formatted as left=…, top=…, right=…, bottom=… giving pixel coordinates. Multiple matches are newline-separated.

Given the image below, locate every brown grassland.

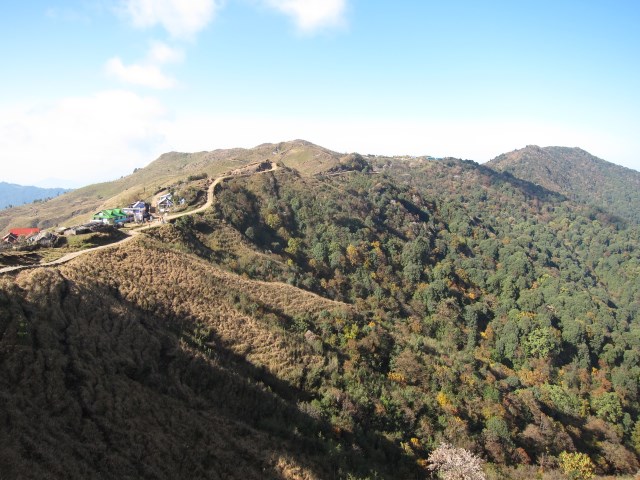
left=0, top=235, right=361, bottom=479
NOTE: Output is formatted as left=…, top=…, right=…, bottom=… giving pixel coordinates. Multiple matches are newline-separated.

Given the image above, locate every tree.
left=310, top=241, right=327, bottom=264
left=346, top=244, right=361, bottom=266
left=592, top=392, right=623, bottom=423
left=265, top=213, right=282, bottom=230
left=285, top=237, right=303, bottom=256
left=523, top=326, right=560, bottom=359
left=633, top=420, right=640, bottom=455
left=401, top=237, right=429, bottom=283
left=558, top=451, right=595, bottom=480
left=427, top=442, right=486, bottom=480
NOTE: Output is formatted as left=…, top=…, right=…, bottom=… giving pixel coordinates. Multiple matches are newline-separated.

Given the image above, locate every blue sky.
left=1, top=1, right=639, bottom=187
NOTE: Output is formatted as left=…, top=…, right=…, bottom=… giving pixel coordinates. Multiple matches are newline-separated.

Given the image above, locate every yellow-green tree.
left=632, top=420, right=640, bottom=455
left=285, top=237, right=303, bottom=256
left=558, top=451, right=595, bottom=480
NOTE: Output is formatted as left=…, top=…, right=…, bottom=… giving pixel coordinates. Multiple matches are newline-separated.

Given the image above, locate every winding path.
left=0, top=161, right=278, bottom=275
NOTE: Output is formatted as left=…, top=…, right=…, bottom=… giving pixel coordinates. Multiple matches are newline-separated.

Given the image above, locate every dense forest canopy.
left=488, top=145, right=640, bottom=225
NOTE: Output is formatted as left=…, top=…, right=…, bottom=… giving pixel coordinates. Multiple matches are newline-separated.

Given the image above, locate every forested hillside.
left=487, top=146, right=640, bottom=224
left=1, top=147, right=639, bottom=478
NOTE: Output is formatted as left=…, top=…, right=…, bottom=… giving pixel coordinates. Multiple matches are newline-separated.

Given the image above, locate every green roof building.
left=92, top=208, right=130, bottom=225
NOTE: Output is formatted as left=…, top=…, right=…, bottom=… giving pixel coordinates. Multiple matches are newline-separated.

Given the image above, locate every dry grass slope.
left=0, top=233, right=356, bottom=479
left=0, top=140, right=344, bottom=235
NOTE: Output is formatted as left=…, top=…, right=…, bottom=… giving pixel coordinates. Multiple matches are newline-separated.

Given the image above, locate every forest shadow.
left=474, top=163, right=568, bottom=204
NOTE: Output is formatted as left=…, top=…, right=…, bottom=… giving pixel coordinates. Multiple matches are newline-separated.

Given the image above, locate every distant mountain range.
left=0, top=182, right=69, bottom=210
left=487, top=145, right=640, bottom=224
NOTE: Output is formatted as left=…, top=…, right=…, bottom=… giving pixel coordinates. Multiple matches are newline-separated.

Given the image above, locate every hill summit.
left=487, top=145, right=640, bottom=223
left=0, top=140, right=345, bottom=235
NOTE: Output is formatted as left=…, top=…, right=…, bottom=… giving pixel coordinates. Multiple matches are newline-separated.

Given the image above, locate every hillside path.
left=0, top=161, right=278, bottom=275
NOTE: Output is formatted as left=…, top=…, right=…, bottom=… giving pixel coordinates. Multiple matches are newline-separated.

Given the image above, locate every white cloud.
left=148, top=41, right=184, bottom=64
left=263, top=0, right=347, bottom=32
left=0, top=91, right=168, bottom=187
left=121, top=0, right=220, bottom=38
left=105, top=56, right=176, bottom=89
left=105, top=42, right=182, bottom=89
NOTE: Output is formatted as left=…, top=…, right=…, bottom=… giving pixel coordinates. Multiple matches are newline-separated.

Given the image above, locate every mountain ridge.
left=0, top=181, right=69, bottom=210
left=2, top=140, right=636, bottom=234
left=0, top=140, right=345, bottom=235
left=486, top=145, right=640, bottom=224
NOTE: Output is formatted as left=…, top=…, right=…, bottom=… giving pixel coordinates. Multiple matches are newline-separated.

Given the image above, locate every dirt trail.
left=0, top=161, right=279, bottom=275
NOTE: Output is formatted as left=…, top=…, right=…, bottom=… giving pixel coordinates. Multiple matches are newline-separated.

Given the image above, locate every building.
left=2, top=228, right=40, bottom=244
left=9, top=228, right=40, bottom=239
left=157, top=194, right=174, bottom=213
left=2, top=233, right=18, bottom=244
left=92, top=209, right=130, bottom=225
left=122, top=200, right=150, bottom=223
